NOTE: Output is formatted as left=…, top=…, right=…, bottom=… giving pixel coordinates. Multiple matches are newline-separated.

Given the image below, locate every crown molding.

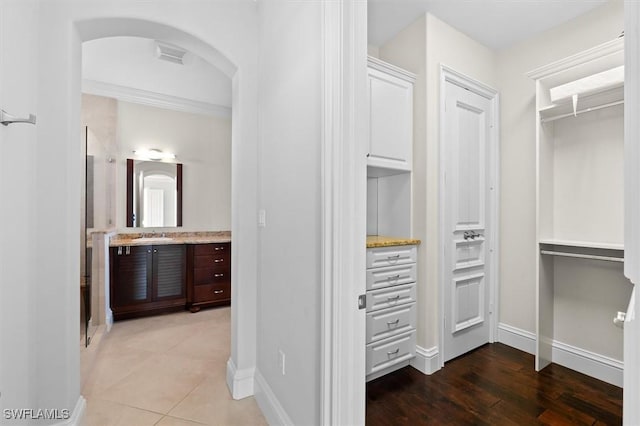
left=526, top=37, right=624, bottom=80
left=82, top=79, right=231, bottom=118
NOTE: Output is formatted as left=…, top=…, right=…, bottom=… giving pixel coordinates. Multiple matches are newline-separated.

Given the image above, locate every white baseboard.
left=254, top=369, right=293, bottom=426
left=497, top=323, right=536, bottom=355
left=226, top=358, right=255, bottom=400
left=52, top=396, right=85, bottom=426
left=498, top=322, right=623, bottom=387
left=105, top=308, right=113, bottom=333
left=410, top=345, right=441, bottom=375
left=552, top=340, right=623, bottom=387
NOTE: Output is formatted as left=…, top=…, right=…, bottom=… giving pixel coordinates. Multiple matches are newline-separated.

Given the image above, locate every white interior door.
left=443, top=78, right=494, bottom=362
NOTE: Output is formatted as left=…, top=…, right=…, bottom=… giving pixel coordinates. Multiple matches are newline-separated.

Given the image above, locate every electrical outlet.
left=278, top=349, right=286, bottom=375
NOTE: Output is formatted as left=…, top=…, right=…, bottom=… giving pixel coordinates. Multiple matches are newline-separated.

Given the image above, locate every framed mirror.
left=126, top=158, right=183, bottom=227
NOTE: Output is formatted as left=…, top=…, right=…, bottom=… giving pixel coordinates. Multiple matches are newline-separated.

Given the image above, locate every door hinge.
left=358, top=294, right=367, bottom=310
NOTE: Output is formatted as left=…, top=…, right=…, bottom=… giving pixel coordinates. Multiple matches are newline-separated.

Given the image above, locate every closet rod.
left=540, top=250, right=624, bottom=263
left=541, top=99, right=624, bottom=123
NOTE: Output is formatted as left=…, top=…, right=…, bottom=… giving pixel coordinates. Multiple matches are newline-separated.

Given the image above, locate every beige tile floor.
left=82, top=307, right=267, bottom=426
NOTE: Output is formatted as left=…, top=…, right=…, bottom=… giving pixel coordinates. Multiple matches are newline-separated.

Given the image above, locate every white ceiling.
left=83, top=37, right=232, bottom=108
left=368, top=0, right=609, bottom=50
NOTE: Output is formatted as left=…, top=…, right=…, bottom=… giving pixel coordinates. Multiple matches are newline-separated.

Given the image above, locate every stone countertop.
left=110, top=231, right=231, bottom=247
left=366, top=235, right=421, bottom=248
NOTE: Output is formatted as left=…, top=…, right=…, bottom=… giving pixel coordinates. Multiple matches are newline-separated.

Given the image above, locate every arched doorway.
left=75, top=16, right=258, bottom=401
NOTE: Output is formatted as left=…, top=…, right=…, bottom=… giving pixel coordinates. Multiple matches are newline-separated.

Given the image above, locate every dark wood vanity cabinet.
left=187, top=242, right=231, bottom=312
left=110, top=244, right=186, bottom=320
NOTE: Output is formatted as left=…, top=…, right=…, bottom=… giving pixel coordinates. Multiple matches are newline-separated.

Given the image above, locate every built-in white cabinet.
left=529, top=38, right=633, bottom=386
left=365, top=244, right=417, bottom=381
left=367, top=56, right=415, bottom=175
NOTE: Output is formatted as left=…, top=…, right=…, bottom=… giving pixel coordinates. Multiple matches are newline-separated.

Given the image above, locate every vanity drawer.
left=193, top=266, right=230, bottom=286
left=194, top=243, right=230, bottom=255
left=193, top=282, right=230, bottom=303
left=366, top=330, right=415, bottom=376
left=366, top=302, right=415, bottom=343
left=366, top=263, right=416, bottom=291
left=366, top=245, right=417, bottom=269
left=194, top=253, right=229, bottom=268
left=366, top=282, right=416, bottom=312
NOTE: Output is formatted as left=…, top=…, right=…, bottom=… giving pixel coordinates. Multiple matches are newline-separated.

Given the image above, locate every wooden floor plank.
left=366, top=343, right=622, bottom=426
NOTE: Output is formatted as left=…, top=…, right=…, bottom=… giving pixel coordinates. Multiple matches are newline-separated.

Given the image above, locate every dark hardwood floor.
left=366, top=343, right=622, bottom=425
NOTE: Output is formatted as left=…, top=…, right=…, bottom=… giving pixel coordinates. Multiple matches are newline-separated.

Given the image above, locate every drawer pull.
left=214, top=259, right=224, bottom=263
left=213, top=290, right=224, bottom=294
left=387, top=348, right=400, bottom=356
left=214, top=247, right=225, bottom=251
left=387, top=254, right=401, bottom=260
left=386, top=319, right=400, bottom=326
left=387, top=274, right=401, bottom=281
left=214, top=273, right=225, bottom=278
left=387, top=295, right=400, bottom=302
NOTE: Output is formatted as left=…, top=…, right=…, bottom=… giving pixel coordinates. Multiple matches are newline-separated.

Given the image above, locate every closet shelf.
left=538, top=85, right=624, bottom=123
left=538, top=238, right=624, bottom=251
left=540, top=250, right=623, bottom=263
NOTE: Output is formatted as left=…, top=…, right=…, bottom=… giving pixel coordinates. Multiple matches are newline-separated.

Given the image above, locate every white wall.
left=255, top=0, right=323, bottom=424
left=0, top=1, right=260, bottom=421
left=497, top=0, right=624, bottom=333
left=380, top=13, right=497, bottom=352
left=0, top=0, right=39, bottom=417
left=116, top=101, right=231, bottom=231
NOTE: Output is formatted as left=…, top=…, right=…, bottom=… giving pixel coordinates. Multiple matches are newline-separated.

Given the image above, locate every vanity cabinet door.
left=153, top=244, right=186, bottom=300
left=110, top=244, right=187, bottom=320
left=111, top=246, right=152, bottom=307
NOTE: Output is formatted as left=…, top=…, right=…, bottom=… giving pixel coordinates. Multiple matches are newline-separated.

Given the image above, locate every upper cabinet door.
left=367, top=58, right=415, bottom=173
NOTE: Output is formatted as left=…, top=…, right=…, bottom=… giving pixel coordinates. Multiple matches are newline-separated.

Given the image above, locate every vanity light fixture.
left=133, top=148, right=176, bottom=161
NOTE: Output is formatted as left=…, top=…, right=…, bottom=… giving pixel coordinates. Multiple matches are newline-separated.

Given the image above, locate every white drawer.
left=366, top=330, right=415, bottom=375
left=366, top=245, right=417, bottom=269
left=366, top=282, right=416, bottom=312
left=366, top=263, right=416, bottom=291
left=366, top=302, right=415, bottom=343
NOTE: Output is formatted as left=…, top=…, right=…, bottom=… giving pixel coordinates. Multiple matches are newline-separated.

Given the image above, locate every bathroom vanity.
left=109, top=232, right=231, bottom=320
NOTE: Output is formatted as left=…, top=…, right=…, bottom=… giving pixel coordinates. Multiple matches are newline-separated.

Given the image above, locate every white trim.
left=51, top=396, right=85, bottom=426
left=497, top=323, right=536, bottom=355
left=225, top=358, right=255, bottom=400
left=526, top=38, right=624, bottom=80
left=320, top=1, right=367, bottom=425
left=497, top=323, right=623, bottom=387
left=82, top=79, right=231, bottom=118
left=410, top=345, right=441, bottom=375
left=626, top=3, right=640, bottom=287
left=438, top=65, right=500, bottom=366
left=551, top=340, right=623, bottom=387
left=254, top=369, right=294, bottom=426
left=105, top=308, right=113, bottom=332
left=367, top=56, right=416, bottom=83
